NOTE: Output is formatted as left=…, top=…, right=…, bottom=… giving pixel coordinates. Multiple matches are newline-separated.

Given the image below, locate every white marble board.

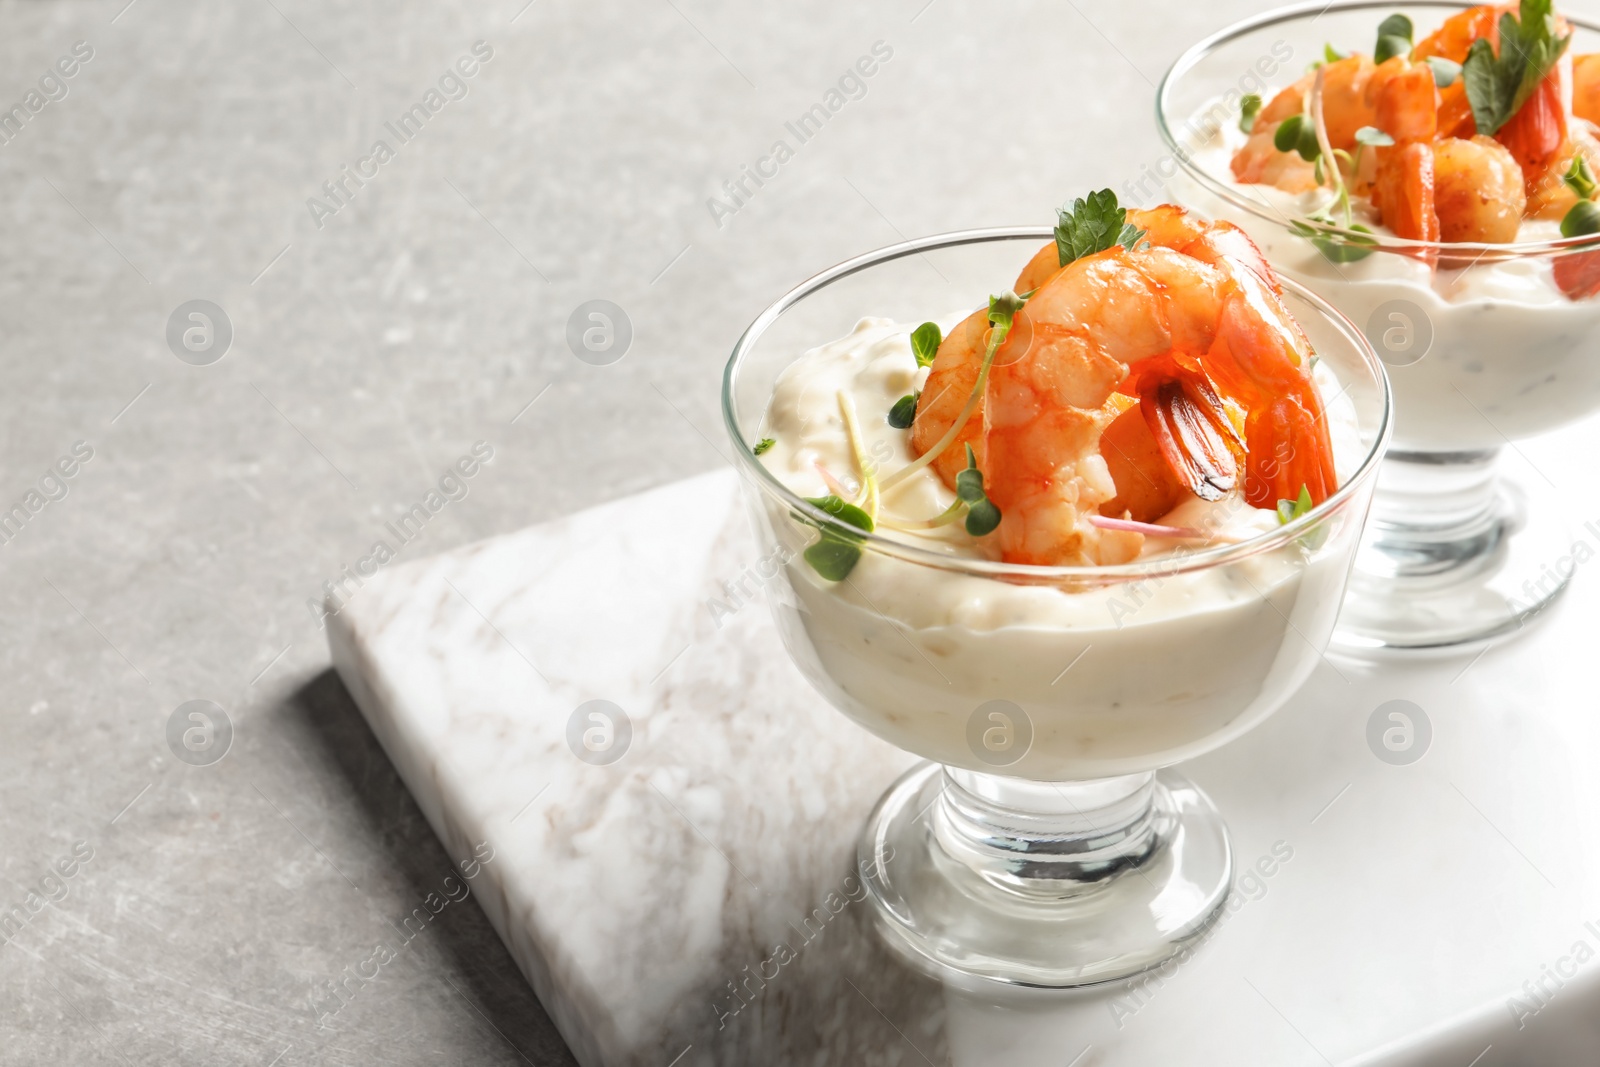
left=327, top=462, right=1600, bottom=1067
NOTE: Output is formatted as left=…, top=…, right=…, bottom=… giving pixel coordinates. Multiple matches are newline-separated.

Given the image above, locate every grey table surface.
left=0, top=0, right=1444, bottom=1064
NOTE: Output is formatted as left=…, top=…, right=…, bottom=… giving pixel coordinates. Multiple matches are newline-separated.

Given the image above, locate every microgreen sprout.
left=753, top=437, right=775, bottom=456
left=1240, top=93, right=1262, bottom=133
left=955, top=444, right=1002, bottom=537
left=800, top=494, right=874, bottom=581
left=1277, top=485, right=1315, bottom=525
left=911, top=322, right=942, bottom=368
left=1373, top=13, right=1414, bottom=64
left=888, top=393, right=919, bottom=429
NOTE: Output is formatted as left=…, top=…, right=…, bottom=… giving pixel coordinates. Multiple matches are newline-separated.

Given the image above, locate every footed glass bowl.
left=721, top=228, right=1391, bottom=986
left=1158, top=0, right=1600, bottom=651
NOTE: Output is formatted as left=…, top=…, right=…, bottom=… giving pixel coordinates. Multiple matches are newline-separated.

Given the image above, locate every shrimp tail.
left=1135, top=358, right=1246, bottom=503
left=1243, top=397, right=1338, bottom=511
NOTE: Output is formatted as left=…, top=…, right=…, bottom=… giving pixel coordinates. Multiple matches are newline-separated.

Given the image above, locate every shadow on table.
left=285, top=668, right=580, bottom=1067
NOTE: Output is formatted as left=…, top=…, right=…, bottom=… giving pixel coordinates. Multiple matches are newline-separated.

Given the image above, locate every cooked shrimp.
left=1368, top=58, right=1438, bottom=143
left=1432, top=136, right=1527, bottom=241
left=1412, top=4, right=1507, bottom=63
left=984, top=248, right=1226, bottom=565
left=1528, top=130, right=1600, bottom=219
left=914, top=212, right=1336, bottom=564
left=1575, top=54, right=1600, bottom=125
left=909, top=309, right=990, bottom=486
left=1230, top=124, right=1321, bottom=191
left=1012, top=204, right=1278, bottom=296
left=1373, top=142, right=1442, bottom=243
left=1497, top=73, right=1569, bottom=188
left=1202, top=271, right=1337, bottom=508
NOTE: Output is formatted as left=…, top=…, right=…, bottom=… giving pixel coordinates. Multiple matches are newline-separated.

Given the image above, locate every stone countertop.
left=0, top=1, right=1586, bottom=1064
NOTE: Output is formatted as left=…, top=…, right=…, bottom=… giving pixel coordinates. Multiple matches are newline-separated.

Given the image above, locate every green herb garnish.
left=1562, top=199, right=1600, bottom=238
left=1273, top=114, right=1322, bottom=162
left=1055, top=189, right=1147, bottom=267
left=910, top=322, right=942, bottom=368
left=1277, top=485, right=1315, bottom=525
left=955, top=444, right=1002, bottom=537
left=1240, top=93, right=1262, bottom=133
left=1374, top=13, right=1414, bottom=63
left=800, top=494, right=874, bottom=581
left=1426, top=56, right=1461, bottom=87
left=1354, top=125, right=1395, bottom=146
left=1563, top=156, right=1598, bottom=200
left=1291, top=216, right=1379, bottom=263
left=1324, top=43, right=1347, bottom=65
left=753, top=437, right=775, bottom=456
left=888, top=392, right=919, bottom=429
left=1462, top=0, right=1571, bottom=136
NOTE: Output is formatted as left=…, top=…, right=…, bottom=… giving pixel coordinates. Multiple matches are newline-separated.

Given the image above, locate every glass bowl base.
left=857, top=762, right=1232, bottom=988
left=1333, top=453, right=1574, bottom=654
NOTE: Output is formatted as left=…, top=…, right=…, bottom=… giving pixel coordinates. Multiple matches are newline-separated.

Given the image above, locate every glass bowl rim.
left=720, top=225, right=1394, bottom=583
left=1155, top=0, right=1600, bottom=258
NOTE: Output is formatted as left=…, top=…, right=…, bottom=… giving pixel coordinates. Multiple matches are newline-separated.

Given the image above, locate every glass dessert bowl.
left=721, top=219, right=1391, bottom=986
left=1158, top=0, right=1600, bottom=651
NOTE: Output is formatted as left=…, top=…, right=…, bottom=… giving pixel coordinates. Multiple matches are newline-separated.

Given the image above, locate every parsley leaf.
left=1463, top=0, right=1571, bottom=136
left=1055, top=189, right=1147, bottom=267
left=800, top=495, right=874, bottom=581
left=955, top=445, right=1002, bottom=536
left=888, top=392, right=918, bottom=429
left=1277, top=485, right=1315, bottom=525
left=910, top=322, right=942, bottom=368
left=753, top=437, right=775, bottom=455
left=1240, top=93, right=1262, bottom=133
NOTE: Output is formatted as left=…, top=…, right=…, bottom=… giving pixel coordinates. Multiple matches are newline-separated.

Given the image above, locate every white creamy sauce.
left=1178, top=107, right=1600, bottom=450
left=756, top=316, right=1364, bottom=780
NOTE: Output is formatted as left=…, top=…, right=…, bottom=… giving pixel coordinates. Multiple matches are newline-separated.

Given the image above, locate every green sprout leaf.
left=1055, top=189, right=1147, bottom=267
left=1277, top=484, right=1315, bottom=525
left=1324, top=43, right=1347, bottom=64
left=753, top=437, right=775, bottom=456
left=1563, top=156, right=1599, bottom=201
left=1374, top=13, right=1414, bottom=63
left=1273, top=114, right=1322, bottom=162
left=955, top=444, right=1002, bottom=537
left=1355, top=125, right=1396, bottom=146
left=1291, top=216, right=1379, bottom=263
left=910, top=322, right=942, bottom=368
left=1240, top=93, right=1262, bottom=133
left=888, top=392, right=919, bottom=429
left=1463, top=0, right=1571, bottom=136
left=800, top=494, right=874, bottom=581
left=1426, top=56, right=1461, bottom=87
left=1562, top=199, right=1600, bottom=238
